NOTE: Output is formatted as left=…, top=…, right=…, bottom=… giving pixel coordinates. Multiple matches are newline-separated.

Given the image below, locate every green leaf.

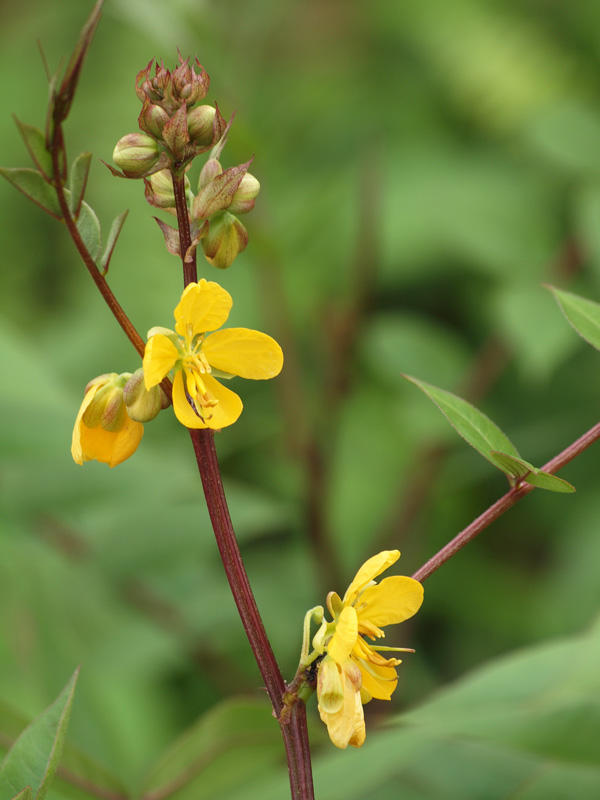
left=0, top=669, right=79, bottom=800
left=76, top=201, right=101, bottom=261
left=548, top=285, right=600, bottom=351
left=404, top=375, right=520, bottom=468
left=11, top=789, right=32, bottom=800
left=68, top=152, right=92, bottom=218
left=0, top=168, right=62, bottom=219
left=13, top=118, right=53, bottom=181
left=100, top=209, right=128, bottom=273
left=489, top=451, right=534, bottom=479
left=525, top=470, right=575, bottom=493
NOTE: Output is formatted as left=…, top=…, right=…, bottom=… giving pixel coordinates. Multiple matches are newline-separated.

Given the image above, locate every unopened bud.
left=201, top=210, right=248, bottom=269
left=187, top=105, right=216, bottom=146
left=123, top=369, right=169, bottom=422
left=113, top=133, right=160, bottom=178
left=317, top=657, right=344, bottom=714
left=228, top=172, right=260, bottom=214
left=81, top=373, right=130, bottom=432
left=197, top=158, right=223, bottom=191
left=139, top=101, right=169, bottom=138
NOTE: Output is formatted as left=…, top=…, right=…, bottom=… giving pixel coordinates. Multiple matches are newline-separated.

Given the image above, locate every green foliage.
left=2, top=0, right=600, bottom=797
left=549, top=286, right=600, bottom=352
left=0, top=670, right=78, bottom=799
left=404, top=377, right=574, bottom=492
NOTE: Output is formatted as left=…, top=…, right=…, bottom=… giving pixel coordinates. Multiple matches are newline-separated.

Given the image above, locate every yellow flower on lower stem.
left=71, top=373, right=144, bottom=467
left=316, top=550, right=423, bottom=748
left=143, top=278, right=283, bottom=429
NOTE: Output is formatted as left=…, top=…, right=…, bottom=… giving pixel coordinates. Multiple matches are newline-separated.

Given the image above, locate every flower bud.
left=113, top=133, right=160, bottom=178
left=144, top=168, right=189, bottom=210
left=201, top=210, right=248, bottom=269
left=228, top=172, right=260, bottom=214
left=123, top=368, right=169, bottom=422
left=197, top=158, right=223, bottom=191
left=81, top=373, right=129, bottom=432
left=317, top=657, right=344, bottom=714
left=187, top=105, right=216, bottom=146
left=138, top=101, right=170, bottom=138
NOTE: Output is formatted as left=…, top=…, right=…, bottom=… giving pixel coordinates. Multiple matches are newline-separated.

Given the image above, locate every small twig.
left=412, top=420, right=600, bottom=583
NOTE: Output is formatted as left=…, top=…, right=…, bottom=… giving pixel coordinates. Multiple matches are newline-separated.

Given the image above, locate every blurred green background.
left=2, top=0, right=600, bottom=797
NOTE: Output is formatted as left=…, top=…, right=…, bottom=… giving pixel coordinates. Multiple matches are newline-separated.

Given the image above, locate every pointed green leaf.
left=100, top=209, right=129, bottom=273
left=11, top=789, right=32, bottom=800
left=548, top=286, right=600, bottom=351
left=0, top=669, right=79, bottom=800
left=404, top=375, right=520, bottom=468
left=0, top=168, right=61, bottom=219
left=68, top=152, right=92, bottom=217
left=13, top=118, right=53, bottom=181
left=525, top=470, right=575, bottom=493
left=76, top=201, right=101, bottom=260
left=489, top=451, right=535, bottom=479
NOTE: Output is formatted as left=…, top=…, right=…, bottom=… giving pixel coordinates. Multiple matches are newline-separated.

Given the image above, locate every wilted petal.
left=319, top=662, right=365, bottom=750
left=174, top=279, right=232, bottom=337
left=203, top=327, right=283, bottom=379
left=143, top=334, right=180, bottom=388
left=343, top=550, right=401, bottom=606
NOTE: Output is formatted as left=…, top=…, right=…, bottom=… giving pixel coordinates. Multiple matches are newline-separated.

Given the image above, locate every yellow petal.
left=77, top=416, right=143, bottom=467
left=356, top=658, right=398, bottom=701
left=343, top=550, right=401, bottom=605
left=172, top=370, right=243, bottom=429
left=328, top=606, right=358, bottom=665
left=174, top=279, right=232, bottom=338
left=352, top=637, right=399, bottom=700
left=203, top=328, right=283, bottom=379
left=143, top=334, right=179, bottom=388
left=356, top=576, right=424, bottom=629
left=319, top=663, right=365, bottom=749
left=71, top=385, right=100, bottom=464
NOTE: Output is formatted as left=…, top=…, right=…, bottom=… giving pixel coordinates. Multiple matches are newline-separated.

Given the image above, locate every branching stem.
left=412, top=420, right=600, bottom=583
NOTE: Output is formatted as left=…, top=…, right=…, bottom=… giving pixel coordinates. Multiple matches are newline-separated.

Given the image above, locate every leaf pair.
left=405, top=376, right=575, bottom=493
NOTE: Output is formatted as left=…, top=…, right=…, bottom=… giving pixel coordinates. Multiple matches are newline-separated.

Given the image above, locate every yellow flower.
left=317, top=550, right=423, bottom=748
left=143, top=279, right=283, bottom=429
left=71, top=373, right=144, bottom=467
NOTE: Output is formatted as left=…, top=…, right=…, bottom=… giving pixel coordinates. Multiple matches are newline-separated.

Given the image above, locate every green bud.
left=145, top=169, right=191, bottom=209
left=82, top=373, right=130, bottom=432
left=187, top=105, right=216, bottom=146
left=113, top=133, right=160, bottom=178
left=228, top=172, right=260, bottom=214
left=197, top=158, right=223, bottom=191
left=201, top=210, right=248, bottom=269
left=139, top=101, right=170, bottom=138
left=123, top=368, right=169, bottom=422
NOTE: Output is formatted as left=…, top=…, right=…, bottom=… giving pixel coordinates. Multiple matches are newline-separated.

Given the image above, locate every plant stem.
left=50, top=127, right=146, bottom=358
left=412, top=420, right=600, bottom=583
left=173, top=171, right=314, bottom=800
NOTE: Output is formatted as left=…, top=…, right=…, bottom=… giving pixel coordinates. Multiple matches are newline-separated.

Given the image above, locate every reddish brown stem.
left=174, top=171, right=314, bottom=800
left=412, top=420, right=600, bottom=583
left=50, top=127, right=146, bottom=358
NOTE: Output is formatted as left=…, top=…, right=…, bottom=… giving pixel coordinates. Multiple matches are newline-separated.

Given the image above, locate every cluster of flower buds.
left=110, top=54, right=260, bottom=270
left=112, top=55, right=227, bottom=179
